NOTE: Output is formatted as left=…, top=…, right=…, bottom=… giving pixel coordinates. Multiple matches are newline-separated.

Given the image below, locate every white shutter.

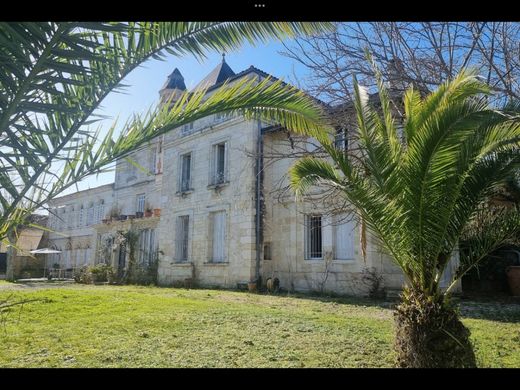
left=334, top=214, right=355, bottom=260
left=212, top=211, right=226, bottom=262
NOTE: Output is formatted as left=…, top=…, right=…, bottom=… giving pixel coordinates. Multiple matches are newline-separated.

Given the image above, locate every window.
left=175, top=215, right=190, bottom=262
left=179, top=153, right=192, bottom=192
left=182, top=122, right=194, bottom=134
left=305, top=215, right=322, bottom=259
left=138, top=228, right=156, bottom=265
left=335, top=127, right=348, bottom=151
left=78, top=205, right=84, bottom=227
left=210, top=211, right=226, bottom=262
left=87, top=203, right=94, bottom=226
left=136, top=194, right=146, bottom=213
left=215, top=112, right=232, bottom=122
left=68, top=206, right=74, bottom=229
left=333, top=214, right=356, bottom=260
left=211, top=142, right=227, bottom=185
left=96, top=200, right=105, bottom=223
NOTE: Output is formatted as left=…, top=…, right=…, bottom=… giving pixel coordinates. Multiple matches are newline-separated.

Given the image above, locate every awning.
left=29, top=248, right=62, bottom=254
left=14, top=229, right=44, bottom=256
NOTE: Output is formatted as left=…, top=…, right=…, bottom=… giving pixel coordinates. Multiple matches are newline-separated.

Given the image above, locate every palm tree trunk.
left=394, top=287, right=476, bottom=368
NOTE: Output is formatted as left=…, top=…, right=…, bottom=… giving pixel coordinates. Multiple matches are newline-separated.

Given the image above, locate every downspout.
left=254, top=120, right=264, bottom=285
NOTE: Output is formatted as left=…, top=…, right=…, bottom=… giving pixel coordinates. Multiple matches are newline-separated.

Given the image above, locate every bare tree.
left=281, top=22, right=520, bottom=106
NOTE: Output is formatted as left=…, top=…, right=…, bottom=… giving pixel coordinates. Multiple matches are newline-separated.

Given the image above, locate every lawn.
left=0, top=282, right=518, bottom=367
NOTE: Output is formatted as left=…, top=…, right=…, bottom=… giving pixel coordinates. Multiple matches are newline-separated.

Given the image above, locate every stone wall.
left=157, top=115, right=260, bottom=288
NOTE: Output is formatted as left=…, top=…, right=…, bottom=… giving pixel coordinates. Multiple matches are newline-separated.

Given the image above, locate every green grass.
left=0, top=283, right=518, bottom=367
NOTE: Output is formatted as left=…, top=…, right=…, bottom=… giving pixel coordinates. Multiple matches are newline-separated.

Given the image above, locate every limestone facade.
left=46, top=59, right=460, bottom=295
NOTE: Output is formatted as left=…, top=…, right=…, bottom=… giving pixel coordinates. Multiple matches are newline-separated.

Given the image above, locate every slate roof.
left=161, top=68, right=186, bottom=91
left=192, top=55, right=236, bottom=91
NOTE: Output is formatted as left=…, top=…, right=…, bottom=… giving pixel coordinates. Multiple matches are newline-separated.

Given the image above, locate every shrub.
left=90, top=263, right=115, bottom=283
left=74, top=265, right=92, bottom=284
left=74, top=264, right=114, bottom=284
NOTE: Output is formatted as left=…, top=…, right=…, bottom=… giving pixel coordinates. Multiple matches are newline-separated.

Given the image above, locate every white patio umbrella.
left=29, top=248, right=62, bottom=254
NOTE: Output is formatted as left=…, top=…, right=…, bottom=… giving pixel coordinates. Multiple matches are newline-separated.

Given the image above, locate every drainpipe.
left=254, top=120, right=263, bottom=285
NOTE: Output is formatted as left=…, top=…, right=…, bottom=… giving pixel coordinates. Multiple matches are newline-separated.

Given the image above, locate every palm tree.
left=0, top=22, right=333, bottom=279
left=289, top=67, right=520, bottom=367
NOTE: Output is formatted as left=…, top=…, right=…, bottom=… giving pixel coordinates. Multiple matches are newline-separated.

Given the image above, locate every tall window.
left=87, top=203, right=94, bottom=226
left=136, top=194, right=146, bottom=213
left=333, top=214, right=356, bottom=260
left=335, top=127, right=348, bottom=151
left=305, top=215, right=323, bottom=259
left=95, top=200, right=105, bottom=223
left=78, top=205, right=84, bottom=227
left=175, top=215, right=190, bottom=262
left=138, top=229, right=156, bottom=265
left=68, top=206, right=74, bottom=229
left=211, top=142, right=227, bottom=185
left=179, top=153, right=192, bottom=192
left=210, top=211, right=226, bottom=262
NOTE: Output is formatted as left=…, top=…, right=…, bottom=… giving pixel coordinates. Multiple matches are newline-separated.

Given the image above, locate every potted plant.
left=153, top=208, right=161, bottom=217
left=136, top=211, right=144, bottom=218
left=128, top=214, right=136, bottom=220
left=247, top=280, right=257, bottom=293
left=144, top=203, right=153, bottom=218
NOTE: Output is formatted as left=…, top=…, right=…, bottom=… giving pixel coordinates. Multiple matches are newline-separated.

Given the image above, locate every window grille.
left=305, top=215, right=323, bottom=259
left=175, top=215, right=190, bottom=262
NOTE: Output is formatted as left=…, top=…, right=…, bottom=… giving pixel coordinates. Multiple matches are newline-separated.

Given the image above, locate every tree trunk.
left=394, top=288, right=476, bottom=368
left=5, top=230, right=16, bottom=281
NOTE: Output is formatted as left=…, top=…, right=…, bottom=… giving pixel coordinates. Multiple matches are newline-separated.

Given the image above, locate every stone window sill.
left=207, top=181, right=230, bottom=190
left=203, top=261, right=229, bottom=266
left=176, top=189, right=194, bottom=197
left=170, top=262, right=193, bottom=267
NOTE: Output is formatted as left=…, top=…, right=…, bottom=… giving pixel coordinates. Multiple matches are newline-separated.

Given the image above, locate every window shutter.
left=334, top=214, right=355, bottom=260
left=212, top=211, right=226, bottom=262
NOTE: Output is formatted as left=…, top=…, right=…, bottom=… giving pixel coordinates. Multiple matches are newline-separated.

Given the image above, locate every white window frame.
left=182, top=121, right=194, bottom=135
left=78, top=206, right=84, bottom=228
left=179, top=152, right=192, bottom=192
left=138, top=228, right=156, bottom=265
left=87, top=203, right=94, bottom=226
left=136, top=194, right=146, bottom=214
left=210, top=141, right=228, bottom=185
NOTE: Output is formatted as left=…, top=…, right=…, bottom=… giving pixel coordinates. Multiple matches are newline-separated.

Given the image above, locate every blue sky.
left=66, top=39, right=309, bottom=195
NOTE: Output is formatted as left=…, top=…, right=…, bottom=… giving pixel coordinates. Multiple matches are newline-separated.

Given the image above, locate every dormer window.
left=182, top=122, right=194, bottom=134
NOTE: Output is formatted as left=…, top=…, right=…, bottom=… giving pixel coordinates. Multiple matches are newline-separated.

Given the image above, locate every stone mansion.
left=46, top=57, right=459, bottom=295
